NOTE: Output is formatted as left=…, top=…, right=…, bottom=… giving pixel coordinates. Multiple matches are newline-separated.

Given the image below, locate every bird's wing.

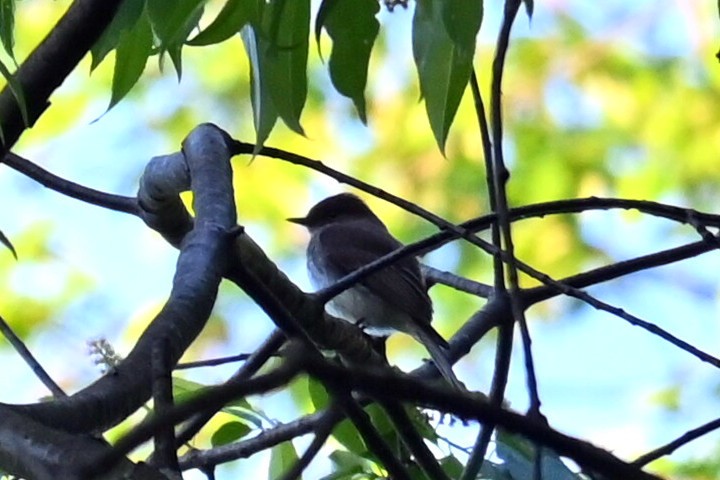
left=315, top=221, right=433, bottom=324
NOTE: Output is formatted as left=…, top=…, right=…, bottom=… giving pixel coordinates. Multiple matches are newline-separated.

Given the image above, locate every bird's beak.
left=286, top=217, right=308, bottom=226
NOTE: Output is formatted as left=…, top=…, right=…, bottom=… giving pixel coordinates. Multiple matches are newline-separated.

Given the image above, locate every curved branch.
left=4, top=124, right=236, bottom=434
left=0, top=404, right=166, bottom=479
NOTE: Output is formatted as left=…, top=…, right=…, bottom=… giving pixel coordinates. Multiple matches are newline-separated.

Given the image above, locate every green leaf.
left=412, top=0, right=477, bottom=153
left=210, top=421, right=251, bottom=446
left=168, top=6, right=205, bottom=78
left=403, top=406, right=438, bottom=442
left=147, top=0, right=205, bottom=43
left=0, top=0, right=15, bottom=61
left=327, top=450, right=371, bottom=477
left=331, top=418, right=366, bottom=455
left=222, top=397, right=268, bottom=429
left=441, top=0, right=482, bottom=48
left=496, top=430, right=582, bottom=480
left=241, top=24, right=279, bottom=151
left=308, top=376, right=330, bottom=410
left=307, top=378, right=367, bottom=454
left=108, top=10, right=153, bottom=110
left=147, top=0, right=206, bottom=78
left=438, top=456, right=463, bottom=478
left=0, top=228, right=17, bottom=259
left=0, top=58, right=28, bottom=127
left=313, top=0, right=336, bottom=50
left=269, top=441, right=300, bottom=479
left=239, top=0, right=309, bottom=147
left=172, top=377, right=207, bottom=403
left=90, top=0, right=145, bottom=71
left=321, top=0, right=379, bottom=123
left=223, top=406, right=265, bottom=429
left=188, top=0, right=258, bottom=46
left=260, top=0, right=309, bottom=135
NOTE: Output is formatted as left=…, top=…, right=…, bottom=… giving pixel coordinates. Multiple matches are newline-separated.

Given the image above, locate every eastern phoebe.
left=289, top=193, right=462, bottom=389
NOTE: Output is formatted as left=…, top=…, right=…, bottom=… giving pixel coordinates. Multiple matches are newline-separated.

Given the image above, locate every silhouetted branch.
left=173, top=329, right=287, bottom=448
left=88, top=358, right=301, bottom=477
left=0, top=314, right=65, bottom=398
left=303, top=354, right=663, bottom=480
left=1, top=152, right=139, bottom=214
left=4, top=124, right=236, bottom=435
left=180, top=409, right=338, bottom=471
left=151, top=337, right=179, bottom=473
left=522, top=239, right=715, bottom=305
left=275, top=403, right=342, bottom=480
left=0, top=0, right=124, bottom=153
left=633, top=417, right=720, bottom=467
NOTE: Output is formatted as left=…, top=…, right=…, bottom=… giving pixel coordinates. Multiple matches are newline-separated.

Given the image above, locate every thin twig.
left=380, top=400, right=450, bottom=480
left=488, top=0, right=542, bottom=415
left=0, top=314, right=65, bottom=398
left=422, top=264, right=494, bottom=298
left=470, top=69, right=503, bottom=289
left=276, top=403, right=343, bottom=480
left=87, top=359, right=301, bottom=477
left=179, top=409, right=340, bottom=470
left=463, top=67, right=510, bottom=480
left=173, top=329, right=286, bottom=447
left=633, top=417, right=720, bottom=466
left=304, top=353, right=662, bottom=480
left=2, top=152, right=139, bottom=215
left=175, top=353, right=252, bottom=370
left=522, top=239, right=715, bottom=305
left=461, top=292, right=513, bottom=480
left=328, top=385, right=413, bottom=480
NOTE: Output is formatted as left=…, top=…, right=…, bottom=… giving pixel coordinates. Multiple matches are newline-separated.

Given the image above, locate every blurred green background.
left=1, top=1, right=720, bottom=478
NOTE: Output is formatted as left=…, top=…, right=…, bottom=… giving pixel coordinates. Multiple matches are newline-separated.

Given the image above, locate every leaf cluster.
left=0, top=0, right=485, bottom=153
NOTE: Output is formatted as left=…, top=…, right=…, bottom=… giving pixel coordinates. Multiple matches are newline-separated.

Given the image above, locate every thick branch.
left=0, top=405, right=166, bottom=480
left=304, top=355, right=663, bottom=480
left=3, top=124, right=235, bottom=435
left=0, top=0, right=123, bottom=153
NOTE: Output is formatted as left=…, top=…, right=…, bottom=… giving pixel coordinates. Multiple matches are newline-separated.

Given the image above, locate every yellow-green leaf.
left=210, top=421, right=251, bottom=446
left=269, top=441, right=300, bottom=479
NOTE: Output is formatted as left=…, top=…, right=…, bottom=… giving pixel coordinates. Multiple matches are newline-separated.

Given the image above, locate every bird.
left=288, top=193, right=462, bottom=390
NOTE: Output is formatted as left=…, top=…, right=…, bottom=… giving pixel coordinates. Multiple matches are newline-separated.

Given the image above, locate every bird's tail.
left=409, top=323, right=465, bottom=391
